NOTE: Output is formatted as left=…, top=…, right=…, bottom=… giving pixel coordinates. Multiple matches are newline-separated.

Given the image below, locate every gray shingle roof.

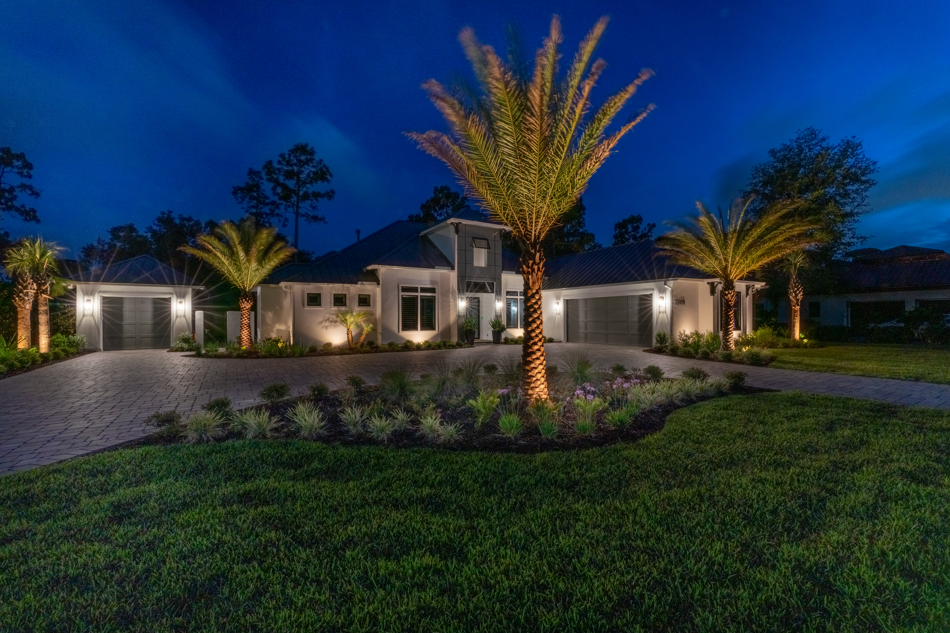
left=841, top=245, right=950, bottom=292
left=541, top=240, right=707, bottom=289
left=263, top=220, right=453, bottom=285
left=63, top=254, right=199, bottom=286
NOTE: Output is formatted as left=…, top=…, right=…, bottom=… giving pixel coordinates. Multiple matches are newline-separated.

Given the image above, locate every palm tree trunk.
left=14, top=273, right=35, bottom=350
left=347, top=327, right=355, bottom=349
left=238, top=292, right=254, bottom=348
left=720, top=282, right=737, bottom=352
left=788, top=273, right=803, bottom=341
left=37, top=288, right=50, bottom=353
left=521, top=245, right=548, bottom=402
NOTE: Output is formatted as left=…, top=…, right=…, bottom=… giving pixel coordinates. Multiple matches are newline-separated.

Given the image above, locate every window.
left=306, top=293, right=321, bottom=307
left=506, top=290, right=525, bottom=329
left=732, top=293, right=741, bottom=330
left=808, top=301, right=822, bottom=318
left=473, top=237, right=489, bottom=267
left=358, top=294, right=371, bottom=307
left=401, top=286, right=437, bottom=331
left=333, top=294, right=347, bottom=307
left=465, top=280, right=494, bottom=294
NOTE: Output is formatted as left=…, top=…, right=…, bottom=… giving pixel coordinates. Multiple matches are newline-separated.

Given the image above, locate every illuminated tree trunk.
left=14, top=273, right=35, bottom=350
left=520, top=245, right=548, bottom=402
left=788, top=272, right=803, bottom=341
left=238, top=292, right=254, bottom=348
left=720, top=282, right=737, bottom=352
left=36, top=269, right=52, bottom=353
left=346, top=326, right=355, bottom=349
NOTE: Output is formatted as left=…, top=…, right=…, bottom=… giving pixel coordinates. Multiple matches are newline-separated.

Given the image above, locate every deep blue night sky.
left=2, top=1, right=950, bottom=258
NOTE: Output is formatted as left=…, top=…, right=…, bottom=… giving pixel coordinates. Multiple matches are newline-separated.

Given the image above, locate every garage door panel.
left=565, top=295, right=652, bottom=347
left=101, top=297, right=171, bottom=350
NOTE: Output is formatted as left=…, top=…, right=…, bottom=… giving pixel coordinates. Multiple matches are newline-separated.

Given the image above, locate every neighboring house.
left=63, top=254, right=201, bottom=350
left=256, top=209, right=760, bottom=347
left=802, top=245, right=950, bottom=327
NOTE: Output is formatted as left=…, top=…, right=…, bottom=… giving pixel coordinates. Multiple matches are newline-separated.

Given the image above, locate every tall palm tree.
left=783, top=250, right=808, bottom=340
left=656, top=199, right=818, bottom=351
left=408, top=16, right=654, bottom=401
left=5, top=238, right=61, bottom=352
left=333, top=310, right=375, bottom=349
left=180, top=219, right=294, bottom=347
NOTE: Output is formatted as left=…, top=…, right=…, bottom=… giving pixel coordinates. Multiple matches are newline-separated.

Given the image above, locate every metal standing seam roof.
left=842, top=247, right=950, bottom=292
left=541, top=240, right=708, bottom=290
left=62, top=254, right=199, bottom=286
left=263, top=220, right=453, bottom=285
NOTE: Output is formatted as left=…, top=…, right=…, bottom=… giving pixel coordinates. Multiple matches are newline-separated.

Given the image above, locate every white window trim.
left=399, top=285, right=438, bottom=332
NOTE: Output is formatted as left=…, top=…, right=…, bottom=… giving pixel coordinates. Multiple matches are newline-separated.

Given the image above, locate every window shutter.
left=420, top=296, right=436, bottom=331
left=402, top=295, right=419, bottom=331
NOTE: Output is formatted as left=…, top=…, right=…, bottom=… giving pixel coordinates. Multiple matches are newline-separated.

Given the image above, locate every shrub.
left=709, top=377, right=730, bottom=395
left=203, top=397, right=233, bottom=417
left=546, top=336, right=555, bottom=343
left=455, top=358, right=484, bottom=386
left=403, top=340, right=415, bottom=350
left=322, top=342, right=334, bottom=352
left=654, top=331, right=669, bottom=349
left=679, top=348, right=696, bottom=359
left=484, top=363, right=498, bottom=376
left=345, top=375, right=366, bottom=391
left=573, top=396, right=605, bottom=435
left=286, top=401, right=326, bottom=439
left=380, top=368, right=413, bottom=402
left=386, top=341, right=399, bottom=351
left=499, top=356, right=522, bottom=386
left=644, top=365, right=664, bottom=382
left=259, top=383, right=291, bottom=404
left=67, top=334, right=87, bottom=351
left=366, top=414, right=395, bottom=442
left=170, top=331, right=196, bottom=352
left=681, top=367, right=710, bottom=381
left=716, top=350, right=734, bottom=363
left=49, top=333, right=70, bottom=350
left=725, top=371, right=747, bottom=391
left=309, top=383, right=330, bottom=400
left=232, top=409, right=281, bottom=439
left=467, top=390, right=500, bottom=429
left=182, top=411, right=225, bottom=443
left=339, top=406, right=367, bottom=434
left=144, top=410, right=183, bottom=436
left=610, top=364, right=626, bottom=376
left=498, top=412, right=523, bottom=437
left=698, top=349, right=712, bottom=360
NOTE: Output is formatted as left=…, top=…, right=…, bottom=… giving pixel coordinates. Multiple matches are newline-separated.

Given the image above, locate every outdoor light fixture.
left=177, top=299, right=185, bottom=315
left=83, top=298, right=92, bottom=316
left=656, top=293, right=667, bottom=313
left=458, top=298, right=467, bottom=309
left=495, top=300, right=503, bottom=310
left=555, top=301, right=561, bottom=315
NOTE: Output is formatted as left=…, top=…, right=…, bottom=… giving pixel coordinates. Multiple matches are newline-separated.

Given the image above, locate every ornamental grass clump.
left=182, top=411, right=225, bottom=444
left=380, top=368, right=413, bottom=403
left=604, top=405, right=637, bottom=429
left=498, top=412, right=523, bottom=438
left=676, top=378, right=705, bottom=402
left=436, top=423, right=463, bottom=445
left=455, top=358, right=485, bottom=388
left=390, top=408, right=412, bottom=431
left=286, top=401, right=327, bottom=439
left=366, top=414, right=395, bottom=442
left=339, top=406, right=367, bottom=435
left=529, top=400, right=560, bottom=439
left=573, top=396, right=606, bottom=435
left=232, top=409, right=281, bottom=439
left=467, top=390, right=501, bottom=429
left=564, top=351, right=595, bottom=386
left=418, top=410, right=443, bottom=441
left=654, top=381, right=684, bottom=406
left=681, top=367, right=710, bottom=381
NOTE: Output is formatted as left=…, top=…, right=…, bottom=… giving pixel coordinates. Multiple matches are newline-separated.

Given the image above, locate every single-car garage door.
left=102, top=297, right=171, bottom=350
left=566, top=295, right=653, bottom=346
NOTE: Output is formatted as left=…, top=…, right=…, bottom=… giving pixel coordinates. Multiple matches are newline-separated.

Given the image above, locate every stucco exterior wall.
left=802, top=288, right=950, bottom=326
left=258, top=284, right=292, bottom=342
left=378, top=268, right=456, bottom=344
left=670, top=280, right=700, bottom=336
left=74, top=282, right=193, bottom=350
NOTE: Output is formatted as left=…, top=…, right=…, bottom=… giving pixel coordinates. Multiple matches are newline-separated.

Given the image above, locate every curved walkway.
left=2, top=344, right=949, bottom=476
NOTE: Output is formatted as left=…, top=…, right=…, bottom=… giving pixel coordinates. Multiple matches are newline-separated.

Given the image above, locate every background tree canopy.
left=743, top=127, right=878, bottom=297
left=612, top=214, right=655, bottom=245
left=0, top=147, right=41, bottom=232
left=409, top=186, right=468, bottom=224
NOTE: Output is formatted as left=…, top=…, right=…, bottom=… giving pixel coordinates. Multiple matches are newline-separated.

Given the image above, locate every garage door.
left=565, top=295, right=653, bottom=346
left=102, top=297, right=172, bottom=350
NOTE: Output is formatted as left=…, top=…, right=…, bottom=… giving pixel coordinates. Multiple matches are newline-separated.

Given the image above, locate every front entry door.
left=466, top=297, right=481, bottom=339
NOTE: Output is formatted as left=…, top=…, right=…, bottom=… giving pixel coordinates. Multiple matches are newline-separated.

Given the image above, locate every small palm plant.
left=409, top=16, right=654, bottom=402
left=4, top=238, right=61, bottom=351
left=179, top=218, right=294, bottom=347
left=783, top=250, right=808, bottom=341
left=333, top=310, right=375, bottom=350
left=656, top=199, right=818, bottom=351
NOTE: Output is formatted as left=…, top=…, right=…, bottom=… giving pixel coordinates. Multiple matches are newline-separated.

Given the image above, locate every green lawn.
left=2, top=393, right=949, bottom=632
left=770, top=343, right=950, bottom=383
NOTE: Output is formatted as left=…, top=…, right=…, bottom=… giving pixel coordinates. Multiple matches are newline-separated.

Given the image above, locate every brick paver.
left=2, top=344, right=949, bottom=476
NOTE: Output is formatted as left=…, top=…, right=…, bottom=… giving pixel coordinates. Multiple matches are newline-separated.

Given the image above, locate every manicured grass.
left=770, top=343, right=950, bottom=383
left=2, top=393, right=949, bottom=631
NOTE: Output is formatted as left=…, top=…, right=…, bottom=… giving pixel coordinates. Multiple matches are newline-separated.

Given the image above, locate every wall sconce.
left=656, top=293, right=667, bottom=313
left=458, top=298, right=466, bottom=310
left=177, top=299, right=185, bottom=315
left=83, top=297, right=93, bottom=316
left=495, top=300, right=503, bottom=311
left=555, top=301, right=561, bottom=315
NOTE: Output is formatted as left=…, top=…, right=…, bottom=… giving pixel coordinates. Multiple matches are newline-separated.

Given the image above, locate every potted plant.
left=489, top=317, right=506, bottom=344
left=461, top=317, right=477, bottom=345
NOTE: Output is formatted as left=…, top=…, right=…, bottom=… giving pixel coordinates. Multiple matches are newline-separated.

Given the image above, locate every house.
left=802, top=245, right=950, bottom=327
left=256, top=209, right=760, bottom=347
left=64, top=254, right=202, bottom=350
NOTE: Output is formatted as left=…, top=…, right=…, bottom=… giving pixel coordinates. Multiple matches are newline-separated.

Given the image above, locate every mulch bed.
left=0, top=350, right=97, bottom=381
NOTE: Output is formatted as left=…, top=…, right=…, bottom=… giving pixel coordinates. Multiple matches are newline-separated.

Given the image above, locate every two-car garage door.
left=101, top=297, right=171, bottom=350
left=565, top=295, right=653, bottom=347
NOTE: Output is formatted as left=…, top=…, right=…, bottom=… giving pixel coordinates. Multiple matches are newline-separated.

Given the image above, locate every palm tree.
left=333, top=310, right=375, bottom=350
left=783, top=250, right=808, bottom=340
left=656, top=199, right=818, bottom=351
left=408, top=16, right=654, bottom=401
left=4, top=238, right=61, bottom=352
left=180, top=219, right=294, bottom=347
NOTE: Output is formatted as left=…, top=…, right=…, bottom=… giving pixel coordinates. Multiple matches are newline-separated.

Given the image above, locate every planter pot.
left=491, top=330, right=502, bottom=344
left=465, top=331, right=475, bottom=345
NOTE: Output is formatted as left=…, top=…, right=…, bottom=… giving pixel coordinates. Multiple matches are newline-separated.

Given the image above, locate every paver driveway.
left=3, top=343, right=950, bottom=476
